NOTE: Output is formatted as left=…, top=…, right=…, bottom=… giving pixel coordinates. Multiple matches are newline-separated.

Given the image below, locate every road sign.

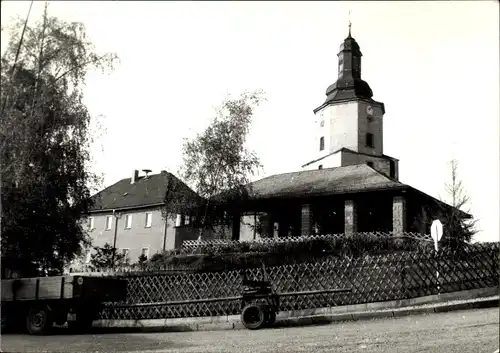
left=431, top=219, right=443, bottom=243
left=431, top=219, right=444, bottom=293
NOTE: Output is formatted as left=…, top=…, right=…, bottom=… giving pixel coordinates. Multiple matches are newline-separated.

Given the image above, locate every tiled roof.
left=89, top=171, right=200, bottom=213
left=245, top=164, right=406, bottom=200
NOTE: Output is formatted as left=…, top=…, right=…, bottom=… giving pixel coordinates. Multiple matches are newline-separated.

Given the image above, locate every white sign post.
left=431, top=219, right=443, bottom=293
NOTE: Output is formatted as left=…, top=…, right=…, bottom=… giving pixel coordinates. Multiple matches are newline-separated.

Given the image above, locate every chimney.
left=142, top=169, right=152, bottom=179
left=131, top=170, right=139, bottom=184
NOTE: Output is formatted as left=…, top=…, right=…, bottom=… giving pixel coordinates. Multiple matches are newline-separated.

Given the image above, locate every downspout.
left=162, top=217, right=168, bottom=252
left=112, top=209, right=120, bottom=268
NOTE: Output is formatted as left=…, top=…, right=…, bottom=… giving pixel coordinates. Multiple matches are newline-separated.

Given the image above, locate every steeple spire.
left=348, top=10, right=352, bottom=37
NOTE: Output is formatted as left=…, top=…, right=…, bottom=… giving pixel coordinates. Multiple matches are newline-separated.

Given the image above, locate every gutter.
left=89, top=202, right=165, bottom=214
left=247, top=184, right=409, bottom=202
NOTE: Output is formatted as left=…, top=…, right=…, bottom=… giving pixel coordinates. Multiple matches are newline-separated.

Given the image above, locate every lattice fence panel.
left=97, top=243, right=499, bottom=320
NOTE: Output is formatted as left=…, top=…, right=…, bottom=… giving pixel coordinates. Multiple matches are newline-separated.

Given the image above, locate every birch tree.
left=164, top=90, right=265, bottom=240
left=0, top=5, right=118, bottom=274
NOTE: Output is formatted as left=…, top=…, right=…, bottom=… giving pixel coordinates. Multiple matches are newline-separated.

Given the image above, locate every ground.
left=1, top=308, right=498, bottom=353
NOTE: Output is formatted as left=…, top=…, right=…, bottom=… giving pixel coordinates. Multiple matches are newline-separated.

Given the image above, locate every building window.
left=88, top=217, right=94, bottom=230
left=389, top=160, right=396, bottom=178
left=141, top=247, right=149, bottom=259
left=366, top=133, right=374, bottom=148
left=319, top=136, right=325, bottom=151
left=175, top=214, right=181, bottom=227
left=125, top=214, right=132, bottom=229
left=120, top=248, right=129, bottom=258
left=318, top=165, right=323, bottom=170
left=145, top=212, right=152, bottom=228
left=105, top=216, right=113, bottom=230
left=367, top=161, right=374, bottom=168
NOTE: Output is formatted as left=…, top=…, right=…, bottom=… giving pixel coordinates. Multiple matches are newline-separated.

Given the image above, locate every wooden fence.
left=97, top=241, right=499, bottom=321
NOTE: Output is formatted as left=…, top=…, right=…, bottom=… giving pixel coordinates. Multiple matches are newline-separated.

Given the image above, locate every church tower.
left=301, top=25, right=399, bottom=180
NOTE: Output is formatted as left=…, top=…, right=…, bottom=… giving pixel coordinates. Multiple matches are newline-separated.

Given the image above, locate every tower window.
left=367, top=161, right=374, bottom=168
left=318, top=165, right=323, bottom=170
left=319, top=137, right=325, bottom=151
left=389, top=160, right=396, bottom=178
left=366, top=133, right=374, bottom=148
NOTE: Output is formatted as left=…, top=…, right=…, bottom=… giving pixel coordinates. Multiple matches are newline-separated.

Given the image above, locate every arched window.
left=319, top=137, right=325, bottom=151
left=318, top=165, right=323, bottom=170
left=366, top=133, right=374, bottom=148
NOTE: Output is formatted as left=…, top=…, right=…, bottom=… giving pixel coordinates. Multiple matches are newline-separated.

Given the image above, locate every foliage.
left=164, top=90, right=265, bottom=239
left=136, top=253, right=148, bottom=271
left=89, top=243, right=128, bottom=271
left=137, top=234, right=432, bottom=272
left=108, top=239, right=499, bottom=274
left=0, top=9, right=118, bottom=273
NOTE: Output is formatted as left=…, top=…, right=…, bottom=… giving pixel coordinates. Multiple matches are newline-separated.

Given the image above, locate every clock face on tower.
left=366, top=105, right=374, bottom=116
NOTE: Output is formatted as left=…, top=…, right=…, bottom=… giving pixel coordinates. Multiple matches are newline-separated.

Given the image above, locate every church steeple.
left=314, top=25, right=374, bottom=112
left=304, top=26, right=396, bottom=180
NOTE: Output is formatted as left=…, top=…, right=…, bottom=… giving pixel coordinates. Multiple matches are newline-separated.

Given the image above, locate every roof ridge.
left=258, top=164, right=353, bottom=182
left=360, top=163, right=404, bottom=185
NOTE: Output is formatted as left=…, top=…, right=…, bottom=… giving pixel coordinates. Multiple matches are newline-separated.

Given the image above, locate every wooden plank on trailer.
left=63, top=276, right=74, bottom=299
left=1, top=279, right=16, bottom=301
left=7, top=278, right=38, bottom=301
left=37, top=276, right=64, bottom=300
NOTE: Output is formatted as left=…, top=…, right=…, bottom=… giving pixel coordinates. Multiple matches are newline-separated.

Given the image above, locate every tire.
left=241, top=304, right=266, bottom=330
left=26, top=306, right=53, bottom=335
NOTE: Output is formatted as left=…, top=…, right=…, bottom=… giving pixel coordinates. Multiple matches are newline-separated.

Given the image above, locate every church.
left=210, top=27, right=470, bottom=241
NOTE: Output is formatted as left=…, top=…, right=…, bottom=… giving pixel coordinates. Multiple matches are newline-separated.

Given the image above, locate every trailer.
left=1, top=275, right=127, bottom=335
left=239, top=264, right=352, bottom=330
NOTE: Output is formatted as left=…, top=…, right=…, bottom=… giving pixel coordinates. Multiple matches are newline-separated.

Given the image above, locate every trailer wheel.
left=26, top=306, right=53, bottom=335
left=241, top=304, right=266, bottom=330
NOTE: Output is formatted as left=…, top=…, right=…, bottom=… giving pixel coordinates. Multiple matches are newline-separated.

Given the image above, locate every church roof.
left=243, top=164, right=472, bottom=219
left=245, top=164, right=404, bottom=200
left=314, top=33, right=378, bottom=113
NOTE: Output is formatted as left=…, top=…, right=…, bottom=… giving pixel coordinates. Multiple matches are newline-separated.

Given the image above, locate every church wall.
left=356, top=102, right=384, bottom=156
left=341, top=150, right=395, bottom=178
left=320, top=102, right=359, bottom=153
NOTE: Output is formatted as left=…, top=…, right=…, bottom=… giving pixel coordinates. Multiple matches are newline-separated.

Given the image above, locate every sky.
left=1, top=1, right=499, bottom=242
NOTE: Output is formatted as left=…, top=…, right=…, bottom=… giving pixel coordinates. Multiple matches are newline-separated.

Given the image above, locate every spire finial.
left=348, top=10, right=352, bottom=37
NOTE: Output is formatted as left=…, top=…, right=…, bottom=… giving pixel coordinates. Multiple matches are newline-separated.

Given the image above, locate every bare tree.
left=414, top=159, right=477, bottom=249
left=440, top=159, right=478, bottom=247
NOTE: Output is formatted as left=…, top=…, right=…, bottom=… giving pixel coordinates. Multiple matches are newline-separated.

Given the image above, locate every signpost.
left=431, top=219, right=444, bottom=293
